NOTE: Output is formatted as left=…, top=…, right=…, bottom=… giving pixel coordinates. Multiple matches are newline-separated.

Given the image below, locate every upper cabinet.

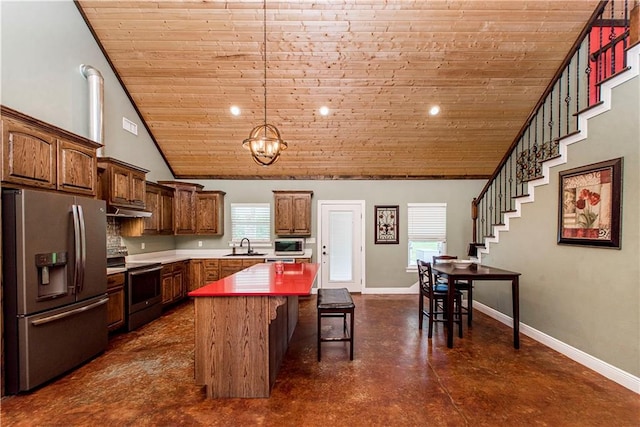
left=158, top=181, right=203, bottom=234
left=123, top=181, right=225, bottom=237
left=1, top=106, right=100, bottom=196
left=98, top=158, right=148, bottom=210
left=143, top=182, right=175, bottom=235
left=196, top=191, right=225, bottom=235
left=273, top=190, right=313, bottom=236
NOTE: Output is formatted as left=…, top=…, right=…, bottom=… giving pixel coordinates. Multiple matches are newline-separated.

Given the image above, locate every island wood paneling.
left=76, top=0, right=606, bottom=179
left=194, top=296, right=272, bottom=398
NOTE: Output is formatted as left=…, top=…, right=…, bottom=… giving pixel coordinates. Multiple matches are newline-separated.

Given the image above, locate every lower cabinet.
left=219, top=258, right=264, bottom=278
left=189, top=259, right=220, bottom=291
left=161, top=261, right=188, bottom=306
left=106, top=273, right=125, bottom=332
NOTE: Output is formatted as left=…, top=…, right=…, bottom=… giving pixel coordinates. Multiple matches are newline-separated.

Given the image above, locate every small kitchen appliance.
left=274, top=238, right=305, bottom=256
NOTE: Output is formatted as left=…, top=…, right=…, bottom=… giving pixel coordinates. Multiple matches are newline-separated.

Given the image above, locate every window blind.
left=407, top=203, right=447, bottom=240
left=230, top=203, right=271, bottom=242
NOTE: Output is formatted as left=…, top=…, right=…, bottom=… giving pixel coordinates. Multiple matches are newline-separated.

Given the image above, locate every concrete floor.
left=1, top=294, right=638, bottom=426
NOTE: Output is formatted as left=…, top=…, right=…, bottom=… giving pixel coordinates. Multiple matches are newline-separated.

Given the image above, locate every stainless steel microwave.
left=274, top=238, right=305, bottom=255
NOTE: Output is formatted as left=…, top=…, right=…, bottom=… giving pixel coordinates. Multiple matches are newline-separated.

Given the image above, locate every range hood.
left=106, top=206, right=152, bottom=218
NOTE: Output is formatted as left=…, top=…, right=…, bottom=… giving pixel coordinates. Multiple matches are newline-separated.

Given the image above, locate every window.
left=407, top=203, right=447, bottom=268
left=230, top=203, right=271, bottom=243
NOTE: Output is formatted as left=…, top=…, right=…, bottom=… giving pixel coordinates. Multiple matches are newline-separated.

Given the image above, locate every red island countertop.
left=188, top=262, right=319, bottom=297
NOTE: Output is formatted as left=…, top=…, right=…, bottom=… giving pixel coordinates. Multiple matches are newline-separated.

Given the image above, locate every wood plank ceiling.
left=76, top=0, right=602, bottom=179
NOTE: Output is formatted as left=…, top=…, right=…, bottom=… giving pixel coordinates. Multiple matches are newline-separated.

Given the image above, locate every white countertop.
left=107, top=249, right=313, bottom=275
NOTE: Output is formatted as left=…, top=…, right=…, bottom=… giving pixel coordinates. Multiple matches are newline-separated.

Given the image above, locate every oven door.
left=128, top=265, right=162, bottom=314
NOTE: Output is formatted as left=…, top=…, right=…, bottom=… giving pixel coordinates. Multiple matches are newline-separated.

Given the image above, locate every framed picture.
left=375, top=205, right=399, bottom=244
left=558, top=158, right=623, bottom=248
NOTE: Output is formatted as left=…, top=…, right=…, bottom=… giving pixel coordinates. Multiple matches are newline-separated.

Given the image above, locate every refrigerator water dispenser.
left=35, top=252, right=68, bottom=298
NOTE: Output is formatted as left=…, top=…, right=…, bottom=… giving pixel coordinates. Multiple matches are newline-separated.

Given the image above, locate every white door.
left=317, top=201, right=365, bottom=292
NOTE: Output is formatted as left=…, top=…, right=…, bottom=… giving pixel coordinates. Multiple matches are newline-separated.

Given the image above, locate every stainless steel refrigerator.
left=2, top=188, right=108, bottom=393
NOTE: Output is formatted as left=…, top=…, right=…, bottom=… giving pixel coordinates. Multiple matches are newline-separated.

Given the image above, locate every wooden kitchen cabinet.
left=203, top=259, right=220, bottom=283
left=98, top=158, right=148, bottom=209
left=273, top=191, right=313, bottom=236
left=1, top=107, right=100, bottom=196
left=106, top=273, right=125, bottom=332
left=158, top=181, right=203, bottom=234
left=143, top=182, right=175, bottom=235
left=190, top=258, right=221, bottom=291
left=172, top=261, right=188, bottom=301
left=189, top=260, right=204, bottom=291
left=219, top=258, right=264, bottom=278
left=161, top=261, right=188, bottom=306
left=57, top=138, right=97, bottom=196
left=219, top=259, right=243, bottom=278
left=196, top=191, right=225, bottom=235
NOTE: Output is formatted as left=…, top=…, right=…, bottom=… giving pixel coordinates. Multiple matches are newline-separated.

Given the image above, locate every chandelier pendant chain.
left=263, top=0, right=267, bottom=125
left=241, top=0, right=288, bottom=166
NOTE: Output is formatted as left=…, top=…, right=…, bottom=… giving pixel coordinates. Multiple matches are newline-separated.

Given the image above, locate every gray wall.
left=0, top=0, right=173, bottom=182
left=480, top=76, right=640, bottom=376
left=129, top=179, right=484, bottom=288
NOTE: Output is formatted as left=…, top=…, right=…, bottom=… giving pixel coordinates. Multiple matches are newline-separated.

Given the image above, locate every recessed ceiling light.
left=319, top=106, right=330, bottom=116
left=429, top=105, right=441, bottom=116
left=230, top=105, right=241, bottom=116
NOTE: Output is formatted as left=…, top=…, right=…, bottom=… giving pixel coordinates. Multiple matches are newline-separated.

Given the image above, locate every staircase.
left=473, top=1, right=637, bottom=259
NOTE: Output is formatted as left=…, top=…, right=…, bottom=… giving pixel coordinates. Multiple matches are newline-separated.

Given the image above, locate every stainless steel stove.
left=107, top=248, right=162, bottom=331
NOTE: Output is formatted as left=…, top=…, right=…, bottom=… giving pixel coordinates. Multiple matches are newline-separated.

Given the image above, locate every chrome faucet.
left=239, top=238, right=252, bottom=254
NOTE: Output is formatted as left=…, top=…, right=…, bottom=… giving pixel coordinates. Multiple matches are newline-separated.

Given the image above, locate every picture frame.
left=558, top=157, right=623, bottom=248
left=375, top=205, right=399, bottom=244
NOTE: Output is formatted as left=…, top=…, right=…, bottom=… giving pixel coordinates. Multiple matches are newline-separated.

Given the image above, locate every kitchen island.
left=188, top=262, right=319, bottom=398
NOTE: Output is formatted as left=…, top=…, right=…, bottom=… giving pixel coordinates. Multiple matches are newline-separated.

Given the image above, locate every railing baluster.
left=472, top=0, right=629, bottom=247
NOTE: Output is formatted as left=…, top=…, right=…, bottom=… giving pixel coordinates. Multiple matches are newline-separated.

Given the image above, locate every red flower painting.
left=576, top=188, right=601, bottom=228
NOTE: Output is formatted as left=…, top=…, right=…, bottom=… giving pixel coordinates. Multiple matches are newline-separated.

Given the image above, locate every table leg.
left=512, top=276, right=520, bottom=349
left=447, top=276, right=454, bottom=348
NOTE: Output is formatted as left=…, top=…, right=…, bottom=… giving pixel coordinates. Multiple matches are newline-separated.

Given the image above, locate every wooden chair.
left=433, top=255, right=474, bottom=327
left=417, top=260, right=463, bottom=339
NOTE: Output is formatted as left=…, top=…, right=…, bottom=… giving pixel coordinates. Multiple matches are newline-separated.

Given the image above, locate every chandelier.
left=242, top=0, right=287, bottom=166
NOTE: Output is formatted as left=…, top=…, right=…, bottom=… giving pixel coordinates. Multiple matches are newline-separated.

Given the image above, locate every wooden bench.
left=317, top=288, right=355, bottom=361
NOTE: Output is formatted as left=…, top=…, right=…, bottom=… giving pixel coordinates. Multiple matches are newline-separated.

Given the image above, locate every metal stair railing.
left=471, top=0, right=632, bottom=248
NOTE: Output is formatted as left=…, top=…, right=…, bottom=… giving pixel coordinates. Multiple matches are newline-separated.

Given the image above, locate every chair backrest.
left=433, top=255, right=457, bottom=265
left=417, top=260, right=434, bottom=293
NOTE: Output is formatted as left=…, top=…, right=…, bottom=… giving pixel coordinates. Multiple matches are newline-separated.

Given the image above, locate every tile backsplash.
left=106, top=217, right=124, bottom=251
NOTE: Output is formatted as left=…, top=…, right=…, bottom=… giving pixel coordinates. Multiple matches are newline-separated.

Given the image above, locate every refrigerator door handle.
left=77, top=204, right=87, bottom=292
left=30, top=297, right=109, bottom=326
left=72, top=205, right=82, bottom=294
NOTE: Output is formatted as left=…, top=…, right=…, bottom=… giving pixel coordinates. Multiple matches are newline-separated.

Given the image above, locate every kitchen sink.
left=224, top=252, right=266, bottom=257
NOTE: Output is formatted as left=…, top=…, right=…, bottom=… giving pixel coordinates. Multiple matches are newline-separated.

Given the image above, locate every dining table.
left=431, top=262, right=521, bottom=349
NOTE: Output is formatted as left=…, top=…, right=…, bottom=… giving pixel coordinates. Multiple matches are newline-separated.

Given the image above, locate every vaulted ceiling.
left=76, top=0, right=602, bottom=179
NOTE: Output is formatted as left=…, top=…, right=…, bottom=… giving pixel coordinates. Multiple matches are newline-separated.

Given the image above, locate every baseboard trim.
left=474, top=301, right=640, bottom=394
left=362, top=282, right=419, bottom=294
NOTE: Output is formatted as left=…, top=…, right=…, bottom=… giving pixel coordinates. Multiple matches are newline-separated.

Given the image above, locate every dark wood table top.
left=431, top=263, right=521, bottom=280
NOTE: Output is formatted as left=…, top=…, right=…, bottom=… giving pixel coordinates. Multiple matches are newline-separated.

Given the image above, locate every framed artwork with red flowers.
left=558, top=158, right=623, bottom=248
left=375, top=205, right=399, bottom=244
